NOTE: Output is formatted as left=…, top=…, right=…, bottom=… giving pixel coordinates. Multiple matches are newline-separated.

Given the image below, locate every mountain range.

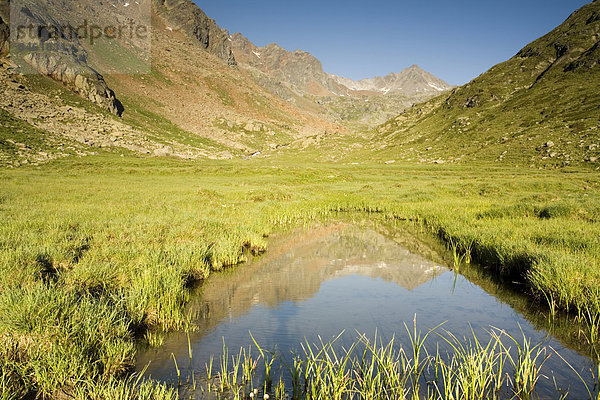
left=229, top=31, right=453, bottom=126
left=329, top=65, right=453, bottom=95
left=230, top=32, right=452, bottom=98
left=0, top=0, right=598, bottom=168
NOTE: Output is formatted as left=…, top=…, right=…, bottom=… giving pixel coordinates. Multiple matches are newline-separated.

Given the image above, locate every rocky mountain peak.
left=329, top=65, right=453, bottom=96
left=153, top=0, right=236, bottom=66
left=231, top=32, right=452, bottom=102
left=231, top=33, right=340, bottom=95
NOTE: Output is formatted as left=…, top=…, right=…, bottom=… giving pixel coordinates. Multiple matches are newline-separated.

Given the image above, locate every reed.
left=220, top=339, right=231, bottom=391
left=201, top=326, right=569, bottom=400
left=498, top=329, right=549, bottom=400
left=242, top=346, right=258, bottom=384
left=435, top=328, right=507, bottom=400
left=251, top=332, right=276, bottom=393
left=171, top=353, right=181, bottom=387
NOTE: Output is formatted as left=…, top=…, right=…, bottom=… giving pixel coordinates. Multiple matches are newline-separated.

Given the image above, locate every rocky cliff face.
left=0, top=16, right=7, bottom=55
left=24, top=52, right=124, bottom=116
left=231, top=33, right=349, bottom=96
left=329, top=65, right=453, bottom=96
left=153, top=0, right=236, bottom=66
left=3, top=0, right=241, bottom=115
left=0, top=0, right=8, bottom=55
left=6, top=0, right=125, bottom=116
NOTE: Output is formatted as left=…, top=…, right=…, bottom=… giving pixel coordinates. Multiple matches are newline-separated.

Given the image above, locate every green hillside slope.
left=375, top=1, right=600, bottom=168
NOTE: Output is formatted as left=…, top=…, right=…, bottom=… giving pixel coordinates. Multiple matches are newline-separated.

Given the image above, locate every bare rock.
left=153, top=0, right=236, bottom=66
left=154, top=146, right=173, bottom=157
left=7, top=1, right=125, bottom=116
left=24, top=53, right=124, bottom=116
left=464, top=95, right=481, bottom=108
left=0, top=15, right=8, bottom=55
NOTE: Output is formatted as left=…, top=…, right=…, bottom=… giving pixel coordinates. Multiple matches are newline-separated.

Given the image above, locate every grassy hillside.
left=314, top=92, right=432, bottom=130
left=375, top=1, right=600, bottom=168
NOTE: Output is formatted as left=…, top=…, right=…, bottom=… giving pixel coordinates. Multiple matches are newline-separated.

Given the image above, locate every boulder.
left=154, top=146, right=173, bottom=157
left=464, top=95, right=481, bottom=108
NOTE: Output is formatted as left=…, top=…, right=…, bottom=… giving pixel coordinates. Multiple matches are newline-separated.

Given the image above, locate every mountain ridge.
left=375, top=0, right=600, bottom=167
left=230, top=32, right=453, bottom=128
left=152, top=0, right=236, bottom=66
left=328, top=65, right=454, bottom=96
left=231, top=32, right=452, bottom=98
left=230, top=32, right=350, bottom=97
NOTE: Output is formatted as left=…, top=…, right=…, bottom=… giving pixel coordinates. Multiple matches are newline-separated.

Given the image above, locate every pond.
left=136, top=223, right=596, bottom=399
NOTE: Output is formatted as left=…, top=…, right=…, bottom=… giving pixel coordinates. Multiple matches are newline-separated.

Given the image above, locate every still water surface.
left=137, top=224, right=595, bottom=398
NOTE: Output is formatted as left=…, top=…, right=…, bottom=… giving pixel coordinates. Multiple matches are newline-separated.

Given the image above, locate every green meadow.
left=1, top=154, right=599, bottom=398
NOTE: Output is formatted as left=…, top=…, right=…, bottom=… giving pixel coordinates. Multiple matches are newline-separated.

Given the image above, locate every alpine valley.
left=1, top=1, right=599, bottom=399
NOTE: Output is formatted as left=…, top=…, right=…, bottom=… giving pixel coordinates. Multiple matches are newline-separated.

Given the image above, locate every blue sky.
left=197, top=0, right=591, bottom=85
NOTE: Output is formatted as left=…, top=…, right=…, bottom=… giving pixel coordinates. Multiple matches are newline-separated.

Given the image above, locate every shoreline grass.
left=0, top=155, right=599, bottom=398
left=185, top=325, right=596, bottom=400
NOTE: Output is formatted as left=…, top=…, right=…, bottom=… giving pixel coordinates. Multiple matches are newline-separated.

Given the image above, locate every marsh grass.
left=199, top=325, right=589, bottom=400
left=0, top=157, right=599, bottom=397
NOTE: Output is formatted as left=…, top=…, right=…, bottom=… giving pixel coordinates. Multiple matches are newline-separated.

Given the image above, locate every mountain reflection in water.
left=136, top=224, right=593, bottom=399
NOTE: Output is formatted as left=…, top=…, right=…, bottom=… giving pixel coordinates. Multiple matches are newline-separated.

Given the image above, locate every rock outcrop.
left=0, top=0, right=8, bottom=55
left=6, top=0, right=125, bottom=116
left=24, top=53, right=124, bottom=116
left=0, top=16, right=8, bottom=55
left=153, top=0, right=236, bottom=66
left=0, top=63, right=213, bottom=166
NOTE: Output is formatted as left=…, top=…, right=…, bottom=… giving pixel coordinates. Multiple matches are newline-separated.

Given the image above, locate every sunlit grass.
left=0, top=154, right=598, bottom=397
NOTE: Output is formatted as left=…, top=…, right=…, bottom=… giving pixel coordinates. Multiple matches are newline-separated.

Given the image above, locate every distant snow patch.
left=428, top=83, right=445, bottom=91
